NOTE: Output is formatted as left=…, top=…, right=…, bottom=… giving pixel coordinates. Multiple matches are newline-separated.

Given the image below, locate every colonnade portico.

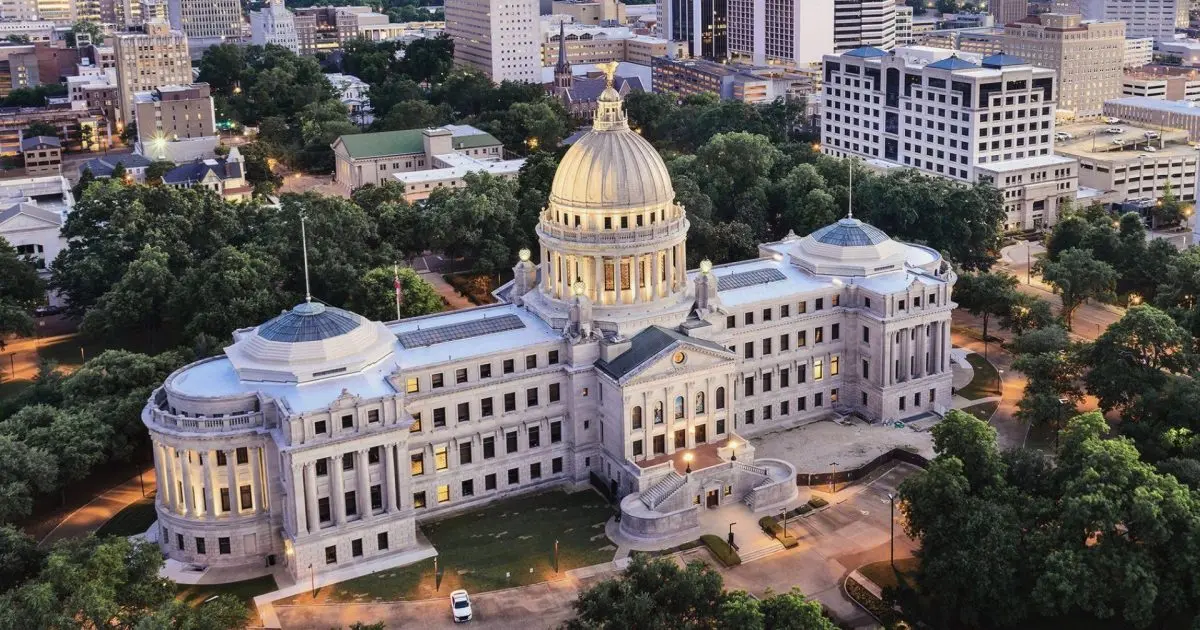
left=541, top=242, right=689, bottom=305
left=291, top=442, right=407, bottom=537
left=881, top=320, right=951, bottom=386
left=153, top=441, right=271, bottom=519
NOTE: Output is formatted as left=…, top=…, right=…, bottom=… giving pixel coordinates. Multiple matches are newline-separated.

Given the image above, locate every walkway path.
left=39, top=467, right=157, bottom=546
left=418, top=271, right=475, bottom=310
left=950, top=318, right=1027, bottom=451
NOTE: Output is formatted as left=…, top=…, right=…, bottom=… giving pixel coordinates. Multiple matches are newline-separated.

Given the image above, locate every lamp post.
left=683, top=452, right=693, bottom=474
left=728, top=521, right=737, bottom=548
left=554, top=539, right=559, bottom=573
left=829, top=461, right=838, bottom=494
left=728, top=439, right=738, bottom=461
left=308, top=563, right=315, bottom=598
left=887, top=492, right=896, bottom=570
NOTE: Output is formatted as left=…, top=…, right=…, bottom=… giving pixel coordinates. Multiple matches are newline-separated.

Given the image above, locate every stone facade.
left=143, top=78, right=957, bottom=578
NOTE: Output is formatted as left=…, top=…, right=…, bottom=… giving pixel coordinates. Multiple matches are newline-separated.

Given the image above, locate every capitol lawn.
left=283, top=488, right=616, bottom=604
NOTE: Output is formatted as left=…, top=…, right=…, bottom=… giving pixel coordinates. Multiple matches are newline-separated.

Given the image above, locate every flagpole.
left=394, top=263, right=402, bottom=321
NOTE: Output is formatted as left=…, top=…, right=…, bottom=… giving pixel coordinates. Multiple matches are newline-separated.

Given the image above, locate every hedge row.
left=700, top=534, right=742, bottom=567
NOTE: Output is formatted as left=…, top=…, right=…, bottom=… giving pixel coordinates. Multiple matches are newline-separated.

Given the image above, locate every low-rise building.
left=0, top=174, right=72, bottom=304
left=1122, top=67, right=1200, bottom=102
left=541, top=21, right=683, bottom=67
left=0, top=103, right=107, bottom=154
left=651, top=56, right=814, bottom=103
left=332, top=124, right=507, bottom=190
left=1153, top=40, right=1200, bottom=66
left=1103, top=97, right=1200, bottom=141
left=20, top=135, right=61, bottom=176
left=326, top=73, right=372, bottom=126
left=133, top=84, right=218, bottom=163
left=81, top=152, right=153, bottom=182
left=1054, top=121, right=1198, bottom=204
left=161, top=148, right=252, bottom=201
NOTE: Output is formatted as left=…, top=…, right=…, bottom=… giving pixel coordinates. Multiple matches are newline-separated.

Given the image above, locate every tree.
left=21, top=121, right=56, bottom=139
left=1038, top=248, right=1116, bottom=329
left=169, top=245, right=289, bottom=341
left=0, top=433, right=57, bottom=522
left=78, top=124, right=94, bottom=152
left=0, top=525, right=41, bottom=593
left=907, top=0, right=928, bottom=14
left=423, top=172, right=528, bottom=275
left=110, top=161, right=128, bottom=182
left=80, top=245, right=177, bottom=339
left=1153, top=180, right=1187, bottom=228
left=2, top=404, right=111, bottom=486
left=196, top=43, right=246, bottom=95
left=396, top=35, right=454, bottom=84
left=367, top=77, right=424, bottom=118
left=0, top=236, right=44, bottom=337
left=484, top=100, right=570, bottom=153
left=953, top=271, right=1017, bottom=342
left=371, top=99, right=452, bottom=132
left=1085, top=305, right=1197, bottom=412
left=999, top=293, right=1055, bottom=336
left=350, top=266, right=444, bottom=322
left=65, top=19, right=101, bottom=48
left=145, top=160, right=177, bottom=185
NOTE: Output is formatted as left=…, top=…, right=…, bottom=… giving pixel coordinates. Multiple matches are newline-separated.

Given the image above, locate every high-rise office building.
left=1079, top=0, right=1176, bottom=40
left=113, top=20, right=191, bottom=127
left=988, top=0, right=1028, bottom=24
left=168, top=0, right=242, bottom=41
left=660, top=0, right=729, bottom=60
left=727, top=0, right=834, bottom=66
left=1001, top=13, right=1125, bottom=119
left=250, top=0, right=299, bottom=54
left=833, top=0, right=896, bottom=52
left=446, top=0, right=540, bottom=82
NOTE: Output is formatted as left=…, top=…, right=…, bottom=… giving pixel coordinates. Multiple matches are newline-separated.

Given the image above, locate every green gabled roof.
left=336, top=128, right=504, bottom=159
left=337, top=130, right=427, bottom=159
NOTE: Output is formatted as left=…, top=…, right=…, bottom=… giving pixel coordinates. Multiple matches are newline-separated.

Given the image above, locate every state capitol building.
left=142, top=78, right=958, bottom=580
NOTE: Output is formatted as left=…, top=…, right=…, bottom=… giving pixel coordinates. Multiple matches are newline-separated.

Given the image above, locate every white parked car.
left=1144, top=131, right=1160, bottom=139
left=1054, top=132, right=1073, bottom=141
left=450, top=589, right=473, bottom=623
left=1112, top=139, right=1126, bottom=146
left=1104, top=127, right=1124, bottom=134
left=1146, top=146, right=1159, bottom=152
left=1103, top=116, right=1121, bottom=124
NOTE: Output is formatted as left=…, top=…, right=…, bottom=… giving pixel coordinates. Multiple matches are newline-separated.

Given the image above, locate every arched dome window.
left=716, top=387, right=726, bottom=410
left=632, top=406, right=643, bottom=429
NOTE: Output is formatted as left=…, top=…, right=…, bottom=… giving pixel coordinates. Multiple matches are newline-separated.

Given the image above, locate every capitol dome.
left=225, top=301, right=395, bottom=384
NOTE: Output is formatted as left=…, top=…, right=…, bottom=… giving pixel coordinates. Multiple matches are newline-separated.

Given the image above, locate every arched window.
left=716, top=387, right=726, bottom=410
left=674, top=396, right=685, bottom=419
left=653, top=401, right=664, bottom=423
left=632, top=406, right=643, bottom=429
left=695, top=392, right=706, bottom=414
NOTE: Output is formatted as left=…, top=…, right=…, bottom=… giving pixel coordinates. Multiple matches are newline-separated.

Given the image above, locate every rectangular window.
left=862, top=326, right=870, bottom=343
left=814, top=359, right=824, bottom=381
left=744, top=342, right=754, bottom=359
left=832, top=388, right=839, bottom=403
left=503, top=359, right=514, bottom=374
left=832, top=295, right=840, bottom=307
left=240, top=485, right=252, bottom=510
left=481, top=397, right=494, bottom=417
left=832, top=324, right=840, bottom=340
left=744, top=376, right=755, bottom=397
left=745, top=408, right=755, bottom=424
left=798, top=301, right=807, bottom=314
left=763, top=405, right=772, bottom=421
left=480, top=363, right=492, bottom=379
left=815, top=327, right=824, bottom=344
left=483, top=436, right=496, bottom=459
left=552, top=457, right=563, bottom=474
left=315, top=420, right=327, bottom=435
left=763, top=337, right=773, bottom=355
left=410, top=413, right=421, bottom=432
left=316, top=458, right=328, bottom=476
left=529, top=426, right=541, bottom=448
left=915, top=392, right=922, bottom=406
left=413, top=491, right=427, bottom=509
left=411, top=453, right=424, bottom=476
left=485, top=473, right=497, bottom=490
left=551, top=420, right=562, bottom=443
left=831, top=356, right=840, bottom=376
left=745, top=312, right=755, bottom=325
left=798, top=364, right=807, bottom=383
left=763, top=372, right=773, bottom=392
left=345, top=491, right=357, bottom=516
left=341, top=414, right=354, bottom=429
left=762, top=308, right=772, bottom=321
left=218, top=537, right=230, bottom=554
left=726, top=315, right=736, bottom=328
left=343, top=453, right=354, bottom=470
left=367, top=409, right=379, bottom=423
left=633, top=439, right=644, bottom=457
left=549, top=350, right=559, bottom=364
left=781, top=304, right=790, bottom=318
left=462, top=479, right=474, bottom=497
left=780, top=334, right=790, bottom=351
left=433, top=408, right=446, bottom=428
left=862, top=360, right=869, bottom=379
left=196, top=537, right=207, bottom=554
left=653, top=434, right=666, bottom=454
left=319, top=497, right=331, bottom=521
left=815, top=298, right=824, bottom=310
left=815, top=392, right=824, bottom=407
left=526, top=354, right=537, bottom=369
left=437, top=485, right=450, bottom=503
left=455, top=368, right=467, bottom=384
left=432, top=373, right=444, bottom=389
left=716, top=418, right=725, bottom=435
left=457, top=402, right=470, bottom=423
left=405, top=378, right=419, bottom=393
left=506, top=431, right=519, bottom=453
left=549, top=383, right=560, bottom=403
left=236, top=447, right=248, bottom=464
left=508, top=468, right=519, bottom=485
left=325, top=545, right=336, bottom=564
left=435, top=446, right=448, bottom=470
left=504, top=392, right=516, bottom=412
left=527, top=388, right=539, bottom=407
left=530, top=462, right=542, bottom=479
left=798, top=331, right=807, bottom=347
left=781, top=400, right=790, bottom=416
left=459, top=441, right=472, bottom=465
left=370, top=484, right=382, bottom=510
left=378, top=532, right=389, bottom=550
left=781, top=368, right=790, bottom=388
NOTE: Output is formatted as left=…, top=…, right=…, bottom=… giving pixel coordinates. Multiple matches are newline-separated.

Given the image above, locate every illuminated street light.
left=727, top=439, right=738, bottom=461
left=683, top=452, right=693, bottom=474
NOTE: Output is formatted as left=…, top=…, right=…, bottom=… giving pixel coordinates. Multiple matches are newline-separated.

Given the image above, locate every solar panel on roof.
left=717, top=269, right=787, bottom=291
left=396, top=314, right=526, bottom=348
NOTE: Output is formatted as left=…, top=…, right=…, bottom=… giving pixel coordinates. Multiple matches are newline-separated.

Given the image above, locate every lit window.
left=435, top=446, right=448, bottom=470
left=436, top=485, right=450, bottom=503
left=814, top=359, right=824, bottom=381
left=405, top=378, right=419, bottom=393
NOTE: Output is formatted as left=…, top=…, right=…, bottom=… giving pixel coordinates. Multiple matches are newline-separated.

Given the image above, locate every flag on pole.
left=393, top=263, right=402, bottom=320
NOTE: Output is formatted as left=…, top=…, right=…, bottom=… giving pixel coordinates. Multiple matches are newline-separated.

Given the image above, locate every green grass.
left=96, top=495, right=158, bottom=537
left=956, top=353, right=1002, bottom=401
left=35, top=327, right=179, bottom=371
left=304, top=489, right=616, bottom=603
left=859, top=557, right=920, bottom=591
left=962, top=400, right=999, bottom=422
left=175, top=575, right=278, bottom=607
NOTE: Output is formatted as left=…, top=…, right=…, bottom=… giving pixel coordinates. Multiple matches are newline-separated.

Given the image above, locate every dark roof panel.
left=810, top=218, right=891, bottom=246
left=596, top=326, right=732, bottom=380
left=257, top=302, right=362, bottom=343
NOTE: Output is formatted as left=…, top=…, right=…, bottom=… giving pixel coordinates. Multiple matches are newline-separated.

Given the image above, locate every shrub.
left=780, top=535, right=799, bottom=549
left=759, top=516, right=781, bottom=537
left=808, top=496, right=829, bottom=509
left=700, top=534, right=741, bottom=567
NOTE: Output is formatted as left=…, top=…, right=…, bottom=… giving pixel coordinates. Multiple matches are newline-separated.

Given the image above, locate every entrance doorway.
left=706, top=489, right=719, bottom=508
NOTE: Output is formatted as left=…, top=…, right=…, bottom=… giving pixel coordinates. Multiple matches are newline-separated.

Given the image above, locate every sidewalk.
left=40, top=467, right=157, bottom=546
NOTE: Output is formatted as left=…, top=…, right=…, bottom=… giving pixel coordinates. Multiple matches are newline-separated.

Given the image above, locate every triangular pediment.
left=622, top=343, right=735, bottom=387
left=597, top=325, right=735, bottom=385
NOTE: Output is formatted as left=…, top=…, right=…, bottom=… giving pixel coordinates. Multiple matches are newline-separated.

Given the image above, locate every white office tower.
left=821, top=46, right=1078, bottom=231
left=728, top=0, right=834, bottom=66
left=250, top=0, right=299, bottom=54
left=895, top=5, right=913, bottom=46
left=168, top=0, right=242, bottom=42
left=446, top=0, right=541, bottom=82
left=833, top=0, right=896, bottom=52
left=1, top=0, right=39, bottom=22
left=1079, top=0, right=1177, bottom=40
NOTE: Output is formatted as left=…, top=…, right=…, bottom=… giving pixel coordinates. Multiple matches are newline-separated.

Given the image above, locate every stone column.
left=250, top=447, right=263, bottom=513
left=665, top=247, right=675, bottom=294
left=631, top=252, right=641, bottom=302
left=225, top=449, right=238, bottom=515
left=304, top=461, right=319, bottom=533
left=357, top=449, right=372, bottom=519
left=152, top=443, right=165, bottom=508
left=540, top=245, right=550, bottom=291
left=331, top=453, right=346, bottom=525
left=202, top=450, right=217, bottom=518
left=164, top=445, right=179, bottom=513
left=614, top=256, right=624, bottom=304
left=180, top=449, right=195, bottom=516
left=677, top=243, right=686, bottom=287
left=593, top=256, right=604, bottom=303
left=651, top=250, right=661, bottom=298
left=383, top=443, right=398, bottom=513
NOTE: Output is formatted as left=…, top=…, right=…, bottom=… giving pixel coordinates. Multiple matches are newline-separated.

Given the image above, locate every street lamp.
left=683, top=452, right=693, bottom=474
left=887, top=492, right=896, bottom=570
left=829, top=461, right=838, bottom=494
left=728, top=521, right=737, bottom=548
left=308, top=563, right=315, bottom=598
left=728, top=439, right=738, bottom=461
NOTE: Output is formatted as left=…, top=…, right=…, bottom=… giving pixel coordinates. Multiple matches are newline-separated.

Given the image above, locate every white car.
left=1145, top=146, right=1158, bottom=152
left=1054, top=132, right=1073, bottom=141
left=1112, top=139, right=1126, bottom=146
left=450, top=589, right=473, bottom=623
left=1104, top=127, right=1124, bottom=134
left=1144, top=131, right=1160, bottom=139
left=1103, top=116, right=1121, bottom=124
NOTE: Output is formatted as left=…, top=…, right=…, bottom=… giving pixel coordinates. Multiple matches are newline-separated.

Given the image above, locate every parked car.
left=1103, top=116, right=1122, bottom=124
left=1054, top=132, right=1073, bottom=141
left=1112, top=139, right=1126, bottom=146
left=1104, top=127, right=1124, bottom=134
left=1144, top=131, right=1160, bottom=139
left=1145, top=146, right=1159, bottom=152
left=450, top=589, right=472, bottom=623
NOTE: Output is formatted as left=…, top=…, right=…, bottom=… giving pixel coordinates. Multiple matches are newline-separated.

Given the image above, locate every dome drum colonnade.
left=535, top=64, right=691, bottom=311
